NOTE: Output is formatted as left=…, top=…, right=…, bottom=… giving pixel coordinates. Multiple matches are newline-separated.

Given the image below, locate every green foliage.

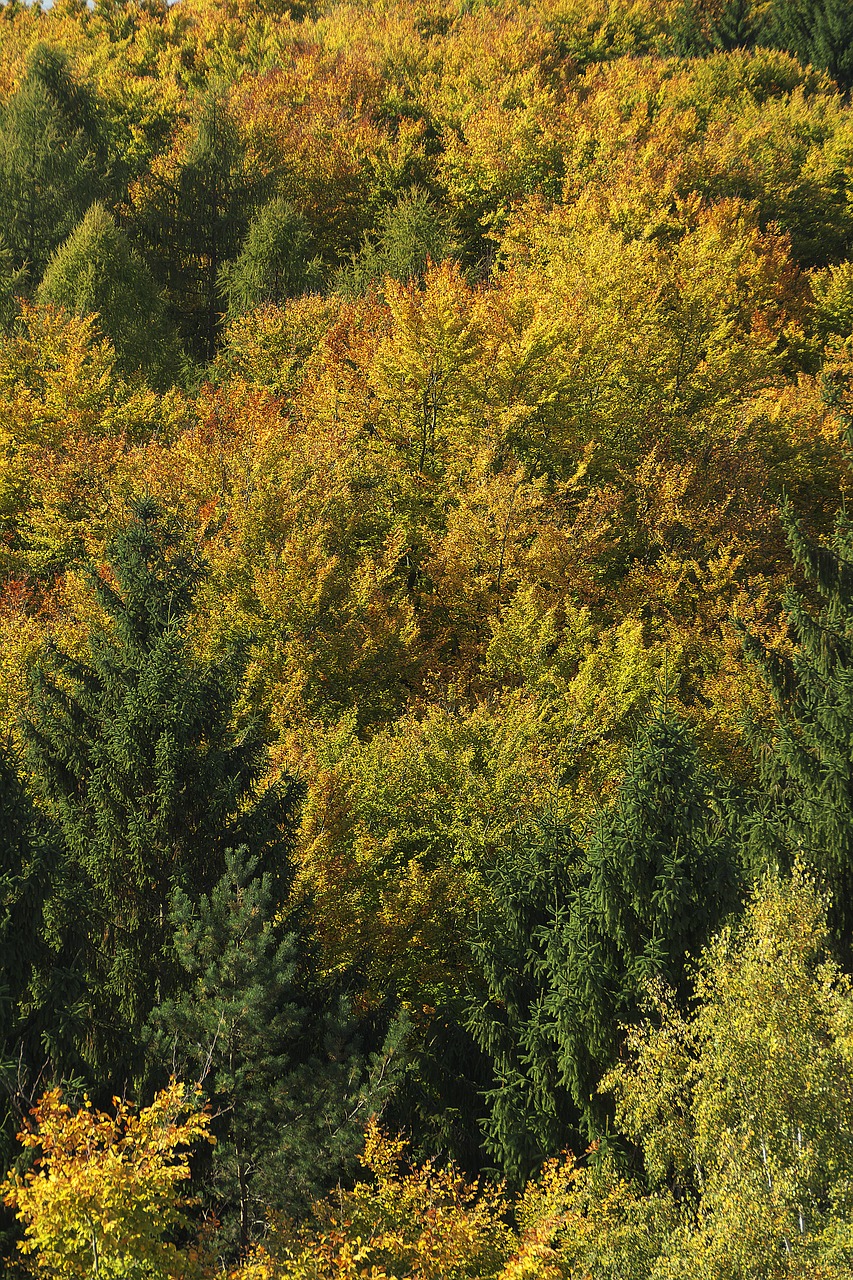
left=468, top=812, right=581, bottom=1187
left=335, top=188, right=456, bottom=296
left=23, top=498, right=300, bottom=1079
left=219, top=197, right=322, bottom=320
left=771, top=0, right=853, bottom=91
left=0, top=44, right=100, bottom=280
left=606, top=870, right=853, bottom=1278
left=147, top=845, right=403, bottom=1248
left=739, top=503, right=853, bottom=954
left=39, top=203, right=178, bottom=385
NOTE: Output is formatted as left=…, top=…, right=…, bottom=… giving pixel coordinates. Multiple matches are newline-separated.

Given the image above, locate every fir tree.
left=546, top=713, right=737, bottom=1135
left=23, top=498, right=300, bottom=1081
left=738, top=501, right=853, bottom=954
left=219, top=196, right=322, bottom=320
left=148, top=846, right=405, bottom=1250
left=38, top=203, right=179, bottom=385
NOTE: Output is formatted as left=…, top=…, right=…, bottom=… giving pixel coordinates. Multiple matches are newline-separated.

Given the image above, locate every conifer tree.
left=335, top=189, right=455, bottom=297
left=38, top=203, right=179, bottom=385
left=546, top=713, right=737, bottom=1135
left=148, top=846, right=403, bottom=1250
left=0, top=741, right=58, bottom=1169
left=219, top=196, right=322, bottom=320
left=0, top=45, right=100, bottom=279
left=23, top=498, right=300, bottom=1080
left=738, top=502, right=853, bottom=955
left=131, top=91, right=255, bottom=360
left=467, top=812, right=580, bottom=1186
left=771, top=0, right=853, bottom=92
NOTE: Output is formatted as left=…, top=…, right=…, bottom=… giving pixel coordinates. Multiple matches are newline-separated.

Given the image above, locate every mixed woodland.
left=1, top=0, right=853, bottom=1273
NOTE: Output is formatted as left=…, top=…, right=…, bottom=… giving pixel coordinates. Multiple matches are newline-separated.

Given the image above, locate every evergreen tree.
left=467, top=812, right=581, bottom=1187
left=148, top=846, right=404, bottom=1250
left=38, top=203, right=179, bottom=385
left=335, top=189, right=455, bottom=297
left=23, top=498, right=300, bottom=1081
left=0, top=742, right=58, bottom=1163
left=0, top=236, right=26, bottom=334
left=771, top=0, right=853, bottom=92
left=219, top=196, right=322, bottom=320
left=738, top=501, right=853, bottom=954
left=132, top=91, right=255, bottom=360
left=0, top=44, right=100, bottom=279
left=546, top=713, right=737, bottom=1135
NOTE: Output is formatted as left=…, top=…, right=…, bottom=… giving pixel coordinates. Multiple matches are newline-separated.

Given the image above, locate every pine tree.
left=23, top=498, right=300, bottom=1081
left=0, top=44, right=100, bottom=280
left=38, top=203, right=179, bottom=385
left=738, top=502, right=853, bottom=955
left=467, top=812, right=581, bottom=1187
left=546, top=714, right=737, bottom=1135
left=148, top=846, right=405, bottom=1250
left=219, top=196, right=322, bottom=320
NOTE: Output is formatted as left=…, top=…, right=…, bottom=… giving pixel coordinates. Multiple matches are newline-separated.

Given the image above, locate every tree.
left=128, top=90, right=256, bottom=360
left=546, top=712, right=738, bottom=1135
left=38, top=203, right=179, bottom=385
left=147, top=845, right=404, bottom=1250
left=219, top=196, right=322, bottom=320
left=22, top=498, right=300, bottom=1080
left=467, top=812, right=581, bottom=1187
left=2, top=1081, right=211, bottom=1280
left=335, top=189, right=456, bottom=297
left=738, top=501, right=853, bottom=956
left=771, top=0, right=853, bottom=92
left=0, top=45, right=100, bottom=280
left=0, top=238, right=26, bottom=334
left=606, top=871, right=853, bottom=1278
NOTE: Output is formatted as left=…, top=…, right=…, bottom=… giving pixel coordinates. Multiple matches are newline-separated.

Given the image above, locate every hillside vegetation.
left=1, top=0, right=853, bottom=1274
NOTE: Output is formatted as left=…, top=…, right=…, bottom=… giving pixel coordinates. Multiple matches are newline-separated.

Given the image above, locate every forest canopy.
left=1, top=0, right=853, bottom=1274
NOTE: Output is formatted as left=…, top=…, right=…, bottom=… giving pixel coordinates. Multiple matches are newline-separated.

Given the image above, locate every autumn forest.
left=1, top=0, right=853, bottom=1274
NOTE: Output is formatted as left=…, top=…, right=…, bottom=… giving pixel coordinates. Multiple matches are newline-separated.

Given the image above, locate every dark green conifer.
left=738, top=501, right=853, bottom=954
left=23, top=498, right=300, bottom=1080
left=219, top=196, right=322, bottom=320
left=546, top=714, right=737, bottom=1135
left=467, top=812, right=580, bottom=1187
left=148, top=846, right=404, bottom=1250
left=771, top=0, right=853, bottom=92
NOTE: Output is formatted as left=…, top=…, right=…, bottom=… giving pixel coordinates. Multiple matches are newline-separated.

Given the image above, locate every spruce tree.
left=219, top=196, right=322, bottom=320
left=147, top=846, right=404, bottom=1250
left=467, top=811, right=581, bottom=1186
left=0, top=741, right=58, bottom=1164
left=0, top=44, right=100, bottom=279
left=771, top=0, right=853, bottom=92
left=738, top=502, right=853, bottom=954
left=23, top=498, right=300, bottom=1081
left=38, top=203, right=179, bottom=385
left=546, top=713, right=737, bottom=1135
